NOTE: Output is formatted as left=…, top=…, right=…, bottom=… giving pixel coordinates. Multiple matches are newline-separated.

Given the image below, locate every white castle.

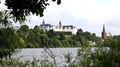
left=39, top=20, right=77, bottom=35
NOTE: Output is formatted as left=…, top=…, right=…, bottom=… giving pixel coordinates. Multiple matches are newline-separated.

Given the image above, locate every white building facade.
left=39, top=20, right=77, bottom=35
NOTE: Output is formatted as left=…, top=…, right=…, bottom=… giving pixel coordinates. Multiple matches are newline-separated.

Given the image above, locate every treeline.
left=16, top=25, right=120, bottom=48
left=16, top=25, right=97, bottom=48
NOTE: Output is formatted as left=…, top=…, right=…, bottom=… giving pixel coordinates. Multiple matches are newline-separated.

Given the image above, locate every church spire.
left=103, top=24, right=105, bottom=32
left=101, top=24, right=107, bottom=39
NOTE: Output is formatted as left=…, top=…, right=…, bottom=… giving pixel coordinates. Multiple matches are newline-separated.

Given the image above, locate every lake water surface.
left=12, top=48, right=79, bottom=66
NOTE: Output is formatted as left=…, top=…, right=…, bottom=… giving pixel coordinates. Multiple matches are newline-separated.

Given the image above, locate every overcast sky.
left=0, top=0, right=120, bottom=36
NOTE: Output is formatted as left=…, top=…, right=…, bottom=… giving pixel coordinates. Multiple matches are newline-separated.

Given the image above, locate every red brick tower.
left=101, top=24, right=107, bottom=39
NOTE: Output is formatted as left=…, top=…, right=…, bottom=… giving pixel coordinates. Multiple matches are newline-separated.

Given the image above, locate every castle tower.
left=59, top=21, right=62, bottom=27
left=42, top=20, right=45, bottom=24
left=101, top=24, right=107, bottom=39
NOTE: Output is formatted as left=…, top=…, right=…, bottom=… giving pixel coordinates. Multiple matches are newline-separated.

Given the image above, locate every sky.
left=0, top=0, right=120, bottom=36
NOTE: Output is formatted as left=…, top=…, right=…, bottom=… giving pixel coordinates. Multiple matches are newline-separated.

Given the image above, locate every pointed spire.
left=59, top=20, right=62, bottom=27
left=101, top=24, right=107, bottom=39
left=103, top=24, right=105, bottom=32
left=42, top=19, right=45, bottom=24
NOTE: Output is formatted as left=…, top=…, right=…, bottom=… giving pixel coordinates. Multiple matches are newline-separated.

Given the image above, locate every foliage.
left=0, top=36, right=120, bottom=67
left=16, top=25, right=98, bottom=48
left=64, top=53, right=72, bottom=63
left=0, top=0, right=62, bottom=61
left=0, top=11, right=26, bottom=62
left=5, top=0, right=61, bottom=22
left=65, top=37, right=120, bottom=67
left=0, top=28, right=25, bottom=61
left=113, top=35, right=120, bottom=41
left=0, top=58, right=54, bottom=67
left=72, top=29, right=97, bottom=46
left=0, top=10, right=13, bottom=26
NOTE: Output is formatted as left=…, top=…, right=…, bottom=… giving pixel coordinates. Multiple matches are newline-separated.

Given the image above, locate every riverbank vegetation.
left=0, top=11, right=25, bottom=62
left=16, top=24, right=98, bottom=48
left=65, top=37, right=120, bottom=67
left=0, top=37, right=120, bottom=67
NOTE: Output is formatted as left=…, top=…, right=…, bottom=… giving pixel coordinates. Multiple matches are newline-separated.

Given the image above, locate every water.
left=12, top=48, right=79, bottom=66
left=11, top=47, right=110, bottom=67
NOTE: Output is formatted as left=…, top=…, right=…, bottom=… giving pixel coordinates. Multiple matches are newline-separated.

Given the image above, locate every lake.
left=11, top=47, right=110, bottom=67
left=12, top=48, right=79, bottom=66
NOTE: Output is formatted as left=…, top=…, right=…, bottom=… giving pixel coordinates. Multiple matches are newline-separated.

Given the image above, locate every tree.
left=17, top=25, right=29, bottom=38
left=47, top=29, right=57, bottom=38
left=40, top=34, right=49, bottom=47
left=113, top=35, right=120, bottom=41
left=0, top=10, right=13, bottom=26
left=34, top=25, right=44, bottom=34
left=0, top=28, right=25, bottom=61
left=58, top=32, right=65, bottom=40
left=51, top=38, right=62, bottom=47
left=17, top=25, right=29, bottom=44
left=91, top=33, right=96, bottom=41
left=26, top=26, right=45, bottom=48
left=0, top=11, right=25, bottom=61
left=77, top=28, right=83, bottom=35
left=4, top=0, right=61, bottom=22
left=20, top=25, right=29, bottom=32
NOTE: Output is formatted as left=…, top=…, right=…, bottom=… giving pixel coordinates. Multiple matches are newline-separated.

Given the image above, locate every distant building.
left=39, top=20, right=77, bottom=35
left=89, top=41, right=96, bottom=46
left=101, top=24, right=107, bottom=39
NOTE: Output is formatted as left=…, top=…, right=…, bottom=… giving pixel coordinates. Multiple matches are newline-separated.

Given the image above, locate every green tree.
left=17, top=25, right=29, bottom=37
left=34, top=25, right=44, bottom=34
left=62, top=40, right=70, bottom=47
left=58, top=32, right=65, bottom=40
left=25, top=27, right=45, bottom=48
left=113, top=35, right=120, bottom=41
left=0, top=10, right=13, bottom=27
left=17, top=25, right=29, bottom=46
left=77, top=28, right=83, bottom=35
left=75, top=37, right=120, bottom=67
left=74, top=28, right=97, bottom=46
left=0, top=11, right=25, bottom=61
left=51, top=38, right=62, bottom=47
left=0, top=28, right=25, bottom=61
left=91, top=33, right=96, bottom=41
left=20, top=25, right=29, bottom=32
left=47, top=29, right=57, bottom=38
left=40, top=34, right=49, bottom=47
